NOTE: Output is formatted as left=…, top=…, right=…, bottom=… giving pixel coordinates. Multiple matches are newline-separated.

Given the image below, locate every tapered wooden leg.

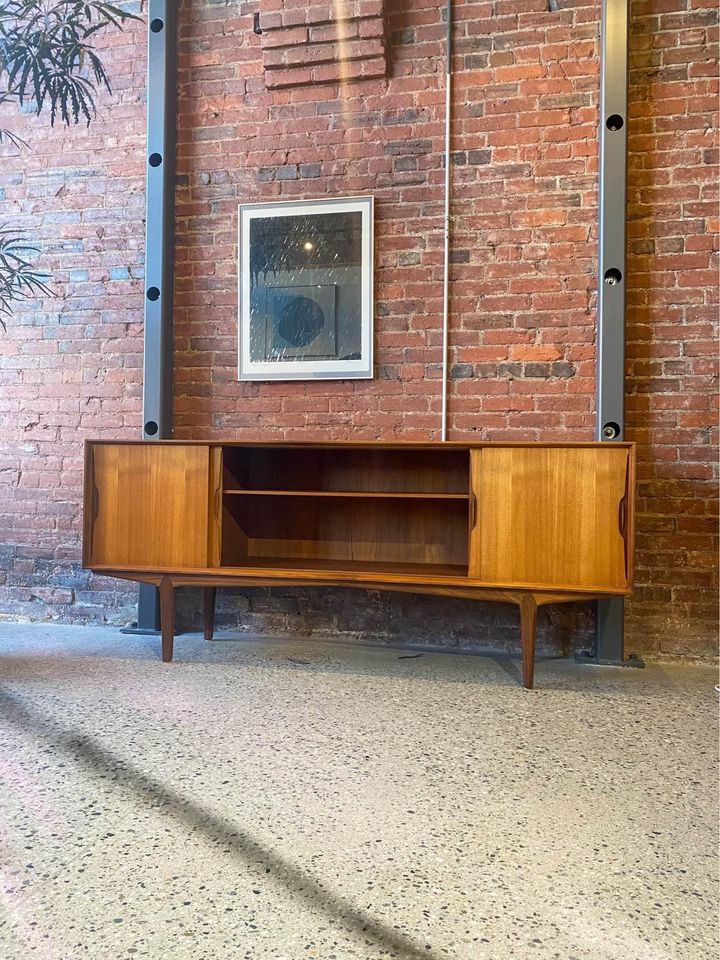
left=159, top=577, right=175, bottom=663
left=203, top=587, right=216, bottom=641
left=519, top=593, right=537, bottom=690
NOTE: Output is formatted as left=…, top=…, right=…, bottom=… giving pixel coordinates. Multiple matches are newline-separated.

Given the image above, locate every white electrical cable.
left=441, top=0, right=453, bottom=442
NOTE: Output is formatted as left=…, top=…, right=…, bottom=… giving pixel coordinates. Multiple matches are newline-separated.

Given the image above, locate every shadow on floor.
left=0, top=685, right=446, bottom=960
left=489, top=655, right=523, bottom=685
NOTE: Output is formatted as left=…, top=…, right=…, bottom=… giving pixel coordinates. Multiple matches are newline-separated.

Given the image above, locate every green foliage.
left=0, top=1, right=141, bottom=320
left=0, top=2, right=140, bottom=127
left=0, top=228, right=53, bottom=330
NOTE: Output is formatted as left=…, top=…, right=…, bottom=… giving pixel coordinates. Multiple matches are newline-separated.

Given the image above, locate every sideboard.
left=82, top=440, right=635, bottom=688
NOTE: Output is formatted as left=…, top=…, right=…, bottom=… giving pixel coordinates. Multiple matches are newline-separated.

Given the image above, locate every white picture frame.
left=238, top=196, right=374, bottom=381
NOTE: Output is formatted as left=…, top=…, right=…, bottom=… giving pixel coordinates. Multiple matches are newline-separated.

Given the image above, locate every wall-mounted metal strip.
left=596, top=0, right=629, bottom=445
left=143, top=0, right=177, bottom=443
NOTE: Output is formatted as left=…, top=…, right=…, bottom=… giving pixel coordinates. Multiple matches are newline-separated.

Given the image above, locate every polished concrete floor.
left=0, top=621, right=717, bottom=960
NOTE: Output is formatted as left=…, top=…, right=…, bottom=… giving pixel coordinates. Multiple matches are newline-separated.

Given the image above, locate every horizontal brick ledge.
left=261, top=25, right=310, bottom=50
left=260, top=0, right=387, bottom=90
left=267, top=0, right=385, bottom=29
left=264, top=56, right=387, bottom=89
left=264, top=38, right=386, bottom=70
left=261, top=15, right=385, bottom=49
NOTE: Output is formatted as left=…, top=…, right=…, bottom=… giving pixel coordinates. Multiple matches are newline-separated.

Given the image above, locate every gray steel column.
left=130, top=1, right=178, bottom=633
left=596, top=0, right=628, bottom=444
left=143, top=0, right=177, bottom=442
left=577, top=0, right=642, bottom=669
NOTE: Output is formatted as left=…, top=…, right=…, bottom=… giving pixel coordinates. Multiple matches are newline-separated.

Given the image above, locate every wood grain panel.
left=89, top=443, right=210, bottom=568
left=469, top=446, right=631, bottom=591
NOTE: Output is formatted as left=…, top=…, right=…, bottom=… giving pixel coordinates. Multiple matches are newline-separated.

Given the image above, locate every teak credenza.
left=82, top=440, right=635, bottom=689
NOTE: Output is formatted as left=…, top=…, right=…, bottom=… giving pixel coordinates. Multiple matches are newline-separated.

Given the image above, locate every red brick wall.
left=0, top=0, right=717, bottom=659
left=626, top=0, right=719, bottom=655
left=0, top=7, right=147, bottom=622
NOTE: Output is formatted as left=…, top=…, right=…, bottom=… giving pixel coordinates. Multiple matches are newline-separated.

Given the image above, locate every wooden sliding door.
left=469, top=446, right=633, bottom=592
left=85, top=443, right=211, bottom=568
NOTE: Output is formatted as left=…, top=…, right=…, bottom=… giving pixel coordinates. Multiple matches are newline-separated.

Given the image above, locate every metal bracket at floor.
left=575, top=597, right=645, bottom=669
left=121, top=582, right=161, bottom=635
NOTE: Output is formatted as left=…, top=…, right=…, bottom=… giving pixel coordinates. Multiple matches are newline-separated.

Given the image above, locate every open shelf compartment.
left=222, top=445, right=470, bottom=497
left=221, top=492, right=469, bottom=577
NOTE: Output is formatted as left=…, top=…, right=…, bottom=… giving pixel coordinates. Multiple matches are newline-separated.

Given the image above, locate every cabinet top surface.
left=86, top=439, right=634, bottom=450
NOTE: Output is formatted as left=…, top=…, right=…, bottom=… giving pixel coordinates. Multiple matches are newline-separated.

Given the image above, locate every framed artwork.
left=238, top=196, right=374, bottom=381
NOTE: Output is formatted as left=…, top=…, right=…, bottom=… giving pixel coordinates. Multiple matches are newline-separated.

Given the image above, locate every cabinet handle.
left=214, top=486, right=221, bottom=516
left=618, top=496, right=627, bottom=539
left=471, top=494, right=478, bottom=529
left=87, top=485, right=99, bottom=563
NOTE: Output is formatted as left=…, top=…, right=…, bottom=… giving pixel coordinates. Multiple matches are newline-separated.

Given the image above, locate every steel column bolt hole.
left=150, top=18, right=164, bottom=32
left=149, top=153, right=162, bottom=167
left=602, top=422, right=621, bottom=440
left=606, top=114, right=624, bottom=131
left=604, top=268, right=622, bottom=285
left=147, top=287, right=160, bottom=301
left=144, top=421, right=159, bottom=436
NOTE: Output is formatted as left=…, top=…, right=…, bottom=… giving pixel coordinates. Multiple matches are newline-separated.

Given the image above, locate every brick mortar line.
left=265, top=50, right=386, bottom=70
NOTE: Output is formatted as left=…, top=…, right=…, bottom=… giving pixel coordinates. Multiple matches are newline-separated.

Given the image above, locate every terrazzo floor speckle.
left=0, top=621, right=717, bottom=960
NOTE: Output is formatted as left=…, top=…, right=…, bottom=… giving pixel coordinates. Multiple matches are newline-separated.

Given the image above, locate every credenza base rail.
left=103, top=569, right=611, bottom=690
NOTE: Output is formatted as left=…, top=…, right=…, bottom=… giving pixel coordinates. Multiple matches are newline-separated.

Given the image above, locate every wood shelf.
left=222, top=489, right=470, bottom=500
left=232, top=557, right=469, bottom=578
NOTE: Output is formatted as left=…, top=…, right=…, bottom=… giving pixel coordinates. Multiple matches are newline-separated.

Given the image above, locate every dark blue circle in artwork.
left=277, top=296, right=324, bottom=348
